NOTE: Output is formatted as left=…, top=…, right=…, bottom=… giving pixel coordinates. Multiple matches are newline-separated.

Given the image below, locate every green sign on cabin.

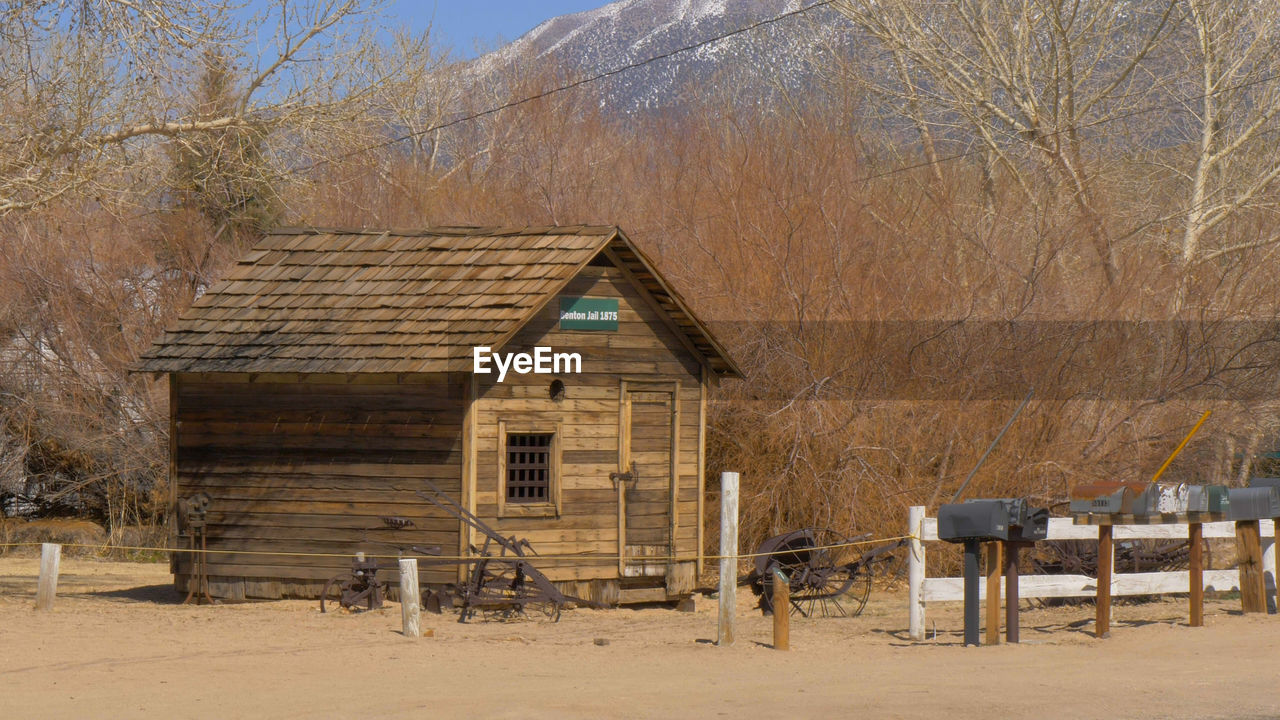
left=559, top=297, right=619, bottom=331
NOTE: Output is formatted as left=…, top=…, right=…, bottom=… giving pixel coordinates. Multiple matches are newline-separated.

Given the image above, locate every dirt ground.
left=2, top=557, right=1279, bottom=719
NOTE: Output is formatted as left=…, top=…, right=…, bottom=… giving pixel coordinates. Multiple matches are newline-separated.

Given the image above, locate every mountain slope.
left=468, top=0, right=853, bottom=112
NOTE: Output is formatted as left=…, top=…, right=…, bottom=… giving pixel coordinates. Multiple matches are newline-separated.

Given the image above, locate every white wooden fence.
left=905, top=505, right=1277, bottom=640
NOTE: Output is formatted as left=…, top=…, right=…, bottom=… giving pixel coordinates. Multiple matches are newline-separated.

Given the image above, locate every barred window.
left=505, top=433, right=553, bottom=503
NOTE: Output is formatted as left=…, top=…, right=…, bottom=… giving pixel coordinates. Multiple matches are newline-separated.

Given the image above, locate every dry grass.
left=0, top=519, right=166, bottom=561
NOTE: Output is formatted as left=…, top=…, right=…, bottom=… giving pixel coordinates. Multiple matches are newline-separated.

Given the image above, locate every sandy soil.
left=2, top=557, right=1279, bottom=719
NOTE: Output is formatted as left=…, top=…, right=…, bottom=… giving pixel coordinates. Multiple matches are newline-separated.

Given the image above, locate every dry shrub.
left=5, top=43, right=1280, bottom=569
left=0, top=518, right=108, bottom=556
left=288, top=64, right=1280, bottom=561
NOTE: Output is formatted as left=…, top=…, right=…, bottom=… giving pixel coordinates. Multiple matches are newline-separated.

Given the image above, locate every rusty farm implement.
left=747, top=528, right=906, bottom=618
left=319, top=479, right=600, bottom=621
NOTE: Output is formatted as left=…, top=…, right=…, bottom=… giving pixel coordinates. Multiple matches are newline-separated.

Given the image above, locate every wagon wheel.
left=790, top=562, right=872, bottom=618
left=761, top=528, right=872, bottom=618
left=792, top=528, right=871, bottom=618
left=465, top=557, right=560, bottom=621
left=319, top=574, right=347, bottom=613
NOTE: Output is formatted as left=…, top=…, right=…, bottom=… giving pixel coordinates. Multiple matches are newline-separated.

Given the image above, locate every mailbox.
left=1228, top=486, right=1280, bottom=521
left=938, top=499, right=1049, bottom=543
left=939, top=500, right=1011, bottom=542
left=938, top=498, right=1048, bottom=647
left=1009, top=505, right=1049, bottom=542
left=1181, top=485, right=1227, bottom=514
left=1128, top=483, right=1213, bottom=515
left=938, top=498, right=1044, bottom=542
left=1069, top=482, right=1153, bottom=514
left=1206, top=485, right=1231, bottom=514
left=1154, top=483, right=1197, bottom=513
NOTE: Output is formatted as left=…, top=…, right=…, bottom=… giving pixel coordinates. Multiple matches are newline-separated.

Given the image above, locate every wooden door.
left=618, top=383, right=678, bottom=579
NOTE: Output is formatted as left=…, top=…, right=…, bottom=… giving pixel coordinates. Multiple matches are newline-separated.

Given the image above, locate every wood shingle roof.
left=138, top=226, right=740, bottom=376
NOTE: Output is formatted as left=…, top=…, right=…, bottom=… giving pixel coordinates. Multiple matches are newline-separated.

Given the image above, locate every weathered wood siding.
left=473, top=266, right=704, bottom=587
left=172, top=373, right=464, bottom=597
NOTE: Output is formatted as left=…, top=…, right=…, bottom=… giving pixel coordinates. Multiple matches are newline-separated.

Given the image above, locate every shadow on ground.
left=79, top=584, right=183, bottom=605
left=876, top=614, right=1183, bottom=646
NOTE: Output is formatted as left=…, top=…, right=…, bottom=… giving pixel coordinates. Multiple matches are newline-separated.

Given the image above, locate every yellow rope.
left=0, top=535, right=914, bottom=564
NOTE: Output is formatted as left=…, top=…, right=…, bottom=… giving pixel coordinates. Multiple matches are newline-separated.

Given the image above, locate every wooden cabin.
left=138, top=226, right=740, bottom=604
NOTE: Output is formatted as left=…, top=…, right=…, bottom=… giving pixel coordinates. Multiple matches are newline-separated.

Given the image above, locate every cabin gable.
left=470, top=258, right=707, bottom=599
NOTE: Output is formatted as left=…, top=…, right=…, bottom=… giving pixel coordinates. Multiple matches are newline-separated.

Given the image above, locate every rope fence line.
left=0, top=535, right=913, bottom=564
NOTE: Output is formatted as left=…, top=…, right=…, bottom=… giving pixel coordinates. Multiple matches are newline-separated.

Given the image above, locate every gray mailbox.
left=1010, top=505, right=1050, bottom=542
left=939, top=499, right=1048, bottom=542
left=1230, top=485, right=1280, bottom=521
left=937, top=498, right=1048, bottom=647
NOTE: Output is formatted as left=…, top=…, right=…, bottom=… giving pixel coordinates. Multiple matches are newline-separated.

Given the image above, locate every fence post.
left=36, top=543, right=61, bottom=611
left=772, top=569, right=790, bottom=651
left=1262, top=519, right=1276, bottom=614
left=908, top=505, right=925, bottom=641
left=985, top=541, right=1002, bottom=645
left=1236, top=520, right=1267, bottom=614
left=717, top=471, right=739, bottom=647
left=399, top=558, right=421, bottom=638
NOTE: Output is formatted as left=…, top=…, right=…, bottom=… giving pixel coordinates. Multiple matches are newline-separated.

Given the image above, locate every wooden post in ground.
left=399, top=558, right=421, bottom=638
left=985, top=541, right=1002, bottom=646
left=717, top=471, right=739, bottom=647
left=1269, top=515, right=1280, bottom=609
left=1189, top=522, right=1204, bottom=627
left=772, top=570, right=790, bottom=651
left=907, top=505, right=925, bottom=641
left=35, top=543, right=61, bottom=611
left=1096, top=525, right=1113, bottom=638
left=1236, top=520, right=1267, bottom=613
left=1004, top=542, right=1021, bottom=644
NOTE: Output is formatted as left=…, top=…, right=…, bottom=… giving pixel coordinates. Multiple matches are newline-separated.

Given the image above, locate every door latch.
left=610, top=461, right=638, bottom=489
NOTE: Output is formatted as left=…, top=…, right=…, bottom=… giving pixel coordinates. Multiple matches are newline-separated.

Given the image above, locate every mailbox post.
left=1250, top=478, right=1280, bottom=611
left=1004, top=541, right=1029, bottom=644
left=1230, top=486, right=1280, bottom=614
left=962, top=539, right=981, bottom=647
left=938, top=498, right=1048, bottom=647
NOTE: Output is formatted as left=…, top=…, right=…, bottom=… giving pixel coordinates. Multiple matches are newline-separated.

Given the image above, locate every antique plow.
left=747, top=528, right=905, bottom=618
left=320, top=554, right=390, bottom=613
left=413, top=480, right=601, bottom=622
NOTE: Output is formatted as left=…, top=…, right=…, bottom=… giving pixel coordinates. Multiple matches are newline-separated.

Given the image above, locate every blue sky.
left=397, top=1, right=610, bottom=57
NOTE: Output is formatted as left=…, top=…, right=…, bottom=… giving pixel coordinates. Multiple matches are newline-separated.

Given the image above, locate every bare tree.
left=0, top=0, right=387, bottom=215
left=1173, top=0, right=1280, bottom=266
left=832, top=0, right=1181, bottom=283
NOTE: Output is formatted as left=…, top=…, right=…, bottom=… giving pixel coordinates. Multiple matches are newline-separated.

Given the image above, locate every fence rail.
left=905, top=505, right=1277, bottom=640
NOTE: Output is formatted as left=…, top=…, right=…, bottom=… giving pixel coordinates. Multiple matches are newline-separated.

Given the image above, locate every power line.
left=289, top=0, right=838, bottom=176
left=287, top=1, right=1280, bottom=193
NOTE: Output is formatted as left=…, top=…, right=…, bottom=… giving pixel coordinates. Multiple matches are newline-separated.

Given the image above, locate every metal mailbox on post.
left=937, top=498, right=1048, bottom=646
left=1246, top=478, right=1280, bottom=513
left=1230, top=483, right=1280, bottom=614
left=1069, top=482, right=1149, bottom=515
left=1229, top=487, right=1280, bottom=521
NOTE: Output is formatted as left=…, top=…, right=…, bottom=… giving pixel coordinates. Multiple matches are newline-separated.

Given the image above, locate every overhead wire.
left=286, top=0, right=840, bottom=177
left=276, top=0, right=1280, bottom=190
left=0, top=534, right=911, bottom=562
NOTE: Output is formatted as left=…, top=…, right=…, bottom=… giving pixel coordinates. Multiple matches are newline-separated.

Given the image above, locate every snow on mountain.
left=466, top=0, right=852, bottom=113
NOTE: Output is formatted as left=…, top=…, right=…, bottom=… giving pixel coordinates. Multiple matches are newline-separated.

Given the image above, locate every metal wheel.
left=319, top=574, right=346, bottom=613
left=460, top=556, right=561, bottom=622
left=790, top=562, right=872, bottom=618
left=765, top=528, right=870, bottom=618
